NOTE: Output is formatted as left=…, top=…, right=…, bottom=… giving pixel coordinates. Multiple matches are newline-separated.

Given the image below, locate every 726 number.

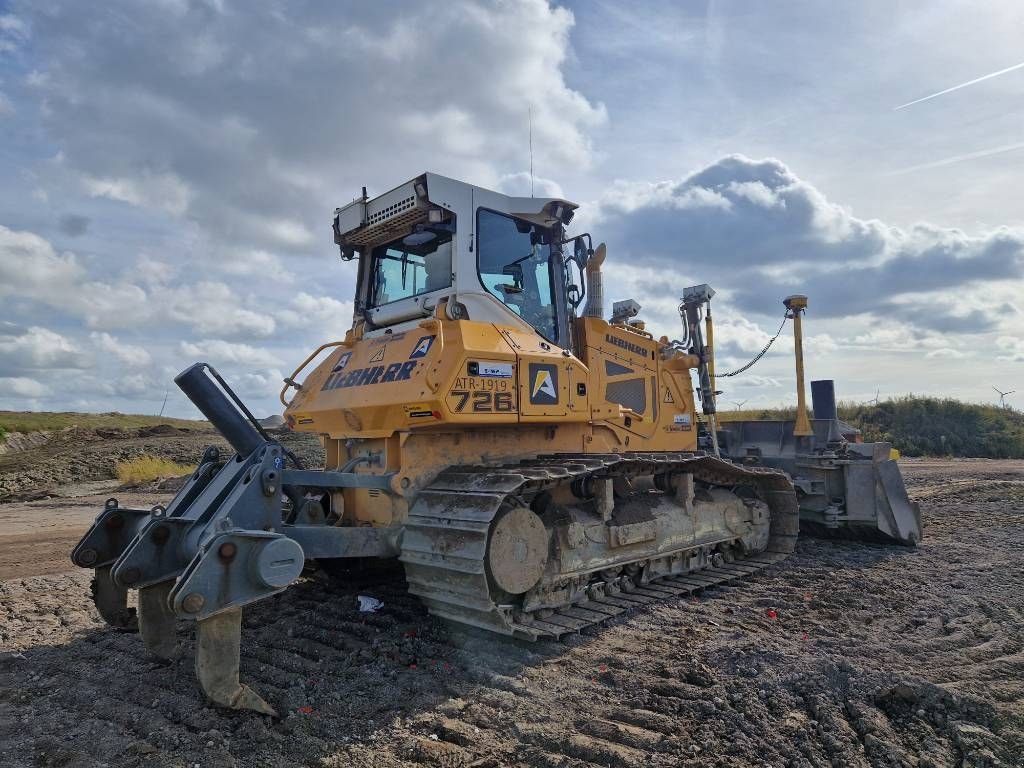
left=451, top=390, right=515, bottom=413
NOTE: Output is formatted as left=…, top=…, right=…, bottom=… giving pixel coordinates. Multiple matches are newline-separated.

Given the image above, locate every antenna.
left=528, top=106, right=534, bottom=198
left=992, top=385, right=1016, bottom=409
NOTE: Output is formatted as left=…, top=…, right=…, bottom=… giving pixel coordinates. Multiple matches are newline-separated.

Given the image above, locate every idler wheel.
left=487, top=507, right=548, bottom=595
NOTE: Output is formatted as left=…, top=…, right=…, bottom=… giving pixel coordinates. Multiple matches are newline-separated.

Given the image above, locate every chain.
left=717, top=311, right=789, bottom=378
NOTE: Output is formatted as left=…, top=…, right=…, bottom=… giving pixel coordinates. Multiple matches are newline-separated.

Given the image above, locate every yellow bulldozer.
left=71, top=173, right=920, bottom=715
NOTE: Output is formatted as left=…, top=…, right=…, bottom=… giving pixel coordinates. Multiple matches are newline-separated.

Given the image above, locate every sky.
left=0, top=0, right=1021, bottom=418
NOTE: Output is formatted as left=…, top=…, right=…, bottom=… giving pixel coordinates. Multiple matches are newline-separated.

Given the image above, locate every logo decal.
left=369, top=346, right=386, bottom=363
left=331, top=352, right=352, bottom=373
left=410, top=335, right=435, bottom=359
left=528, top=363, right=559, bottom=405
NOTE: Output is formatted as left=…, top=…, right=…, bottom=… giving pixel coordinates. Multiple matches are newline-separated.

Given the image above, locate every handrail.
left=279, top=340, right=347, bottom=407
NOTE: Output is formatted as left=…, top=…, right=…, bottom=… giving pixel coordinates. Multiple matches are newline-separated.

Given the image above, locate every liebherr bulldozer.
left=72, top=173, right=918, bottom=716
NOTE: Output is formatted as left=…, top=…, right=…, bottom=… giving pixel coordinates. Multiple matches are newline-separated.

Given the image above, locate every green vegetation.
left=0, top=411, right=207, bottom=435
left=115, top=455, right=197, bottom=484
left=717, top=396, right=1024, bottom=458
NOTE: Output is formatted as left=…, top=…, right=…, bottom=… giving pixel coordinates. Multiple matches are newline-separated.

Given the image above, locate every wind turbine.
left=731, top=399, right=748, bottom=411
left=868, top=389, right=880, bottom=406
left=992, top=386, right=1015, bottom=409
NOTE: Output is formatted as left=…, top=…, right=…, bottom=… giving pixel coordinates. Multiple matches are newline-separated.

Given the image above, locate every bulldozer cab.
left=335, top=173, right=580, bottom=349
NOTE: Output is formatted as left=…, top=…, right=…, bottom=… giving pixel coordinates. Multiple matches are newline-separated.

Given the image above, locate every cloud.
left=0, top=224, right=83, bottom=295
left=925, top=348, right=966, bottom=360
left=83, top=172, right=191, bottom=216
left=179, top=339, right=280, bottom=368
left=165, top=282, right=276, bottom=338
left=591, top=155, right=1024, bottom=332
left=18, top=0, right=605, bottom=255
left=996, top=336, right=1024, bottom=362
left=0, top=377, right=48, bottom=398
left=90, top=332, right=152, bottom=367
left=275, top=293, right=353, bottom=335
left=0, top=324, right=92, bottom=375
left=496, top=172, right=565, bottom=198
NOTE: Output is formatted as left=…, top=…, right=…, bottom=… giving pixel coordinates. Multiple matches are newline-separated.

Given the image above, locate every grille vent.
left=367, top=195, right=416, bottom=226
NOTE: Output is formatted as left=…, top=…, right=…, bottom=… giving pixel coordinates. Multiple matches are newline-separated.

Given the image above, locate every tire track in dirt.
left=2, top=461, right=1024, bottom=766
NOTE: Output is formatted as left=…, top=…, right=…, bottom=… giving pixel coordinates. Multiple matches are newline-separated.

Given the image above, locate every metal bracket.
left=170, top=530, right=305, bottom=621
left=72, top=499, right=152, bottom=568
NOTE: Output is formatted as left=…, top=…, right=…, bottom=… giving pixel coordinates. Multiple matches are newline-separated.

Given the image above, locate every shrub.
left=115, top=455, right=196, bottom=484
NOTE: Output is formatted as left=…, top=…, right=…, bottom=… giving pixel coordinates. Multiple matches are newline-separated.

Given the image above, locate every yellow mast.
left=784, top=295, right=813, bottom=437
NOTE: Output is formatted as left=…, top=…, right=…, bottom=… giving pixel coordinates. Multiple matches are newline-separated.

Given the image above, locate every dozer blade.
left=843, top=455, right=922, bottom=546
left=90, top=565, right=137, bottom=631
left=138, top=581, right=180, bottom=661
left=195, top=608, right=277, bottom=717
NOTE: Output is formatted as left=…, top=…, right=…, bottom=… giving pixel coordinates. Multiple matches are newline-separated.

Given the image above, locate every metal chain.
left=717, top=311, right=789, bottom=378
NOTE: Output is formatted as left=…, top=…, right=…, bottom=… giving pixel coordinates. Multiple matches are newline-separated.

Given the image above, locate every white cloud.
left=496, top=172, right=564, bottom=199
left=90, top=332, right=152, bottom=367
left=275, top=293, right=353, bottom=335
left=0, top=376, right=48, bottom=398
left=0, top=324, right=91, bottom=374
left=179, top=339, right=280, bottom=368
left=20, top=0, right=605, bottom=255
left=0, top=224, right=83, bottom=295
left=925, top=348, right=966, bottom=360
left=164, top=282, right=276, bottom=338
left=593, top=155, right=1024, bottom=333
left=996, top=336, right=1024, bottom=363
left=83, top=171, right=191, bottom=216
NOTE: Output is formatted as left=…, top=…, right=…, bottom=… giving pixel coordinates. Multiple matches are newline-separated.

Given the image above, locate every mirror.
left=574, top=236, right=588, bottom=265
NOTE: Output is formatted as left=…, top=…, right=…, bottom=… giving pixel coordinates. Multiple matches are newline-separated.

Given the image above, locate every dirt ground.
left=1, top=451, right=1022, bottom=767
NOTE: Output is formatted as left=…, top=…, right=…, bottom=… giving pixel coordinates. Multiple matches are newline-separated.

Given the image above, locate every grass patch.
left=115, top=455, right=197, bottom=484
left=0, top=411, right=207, bottom=434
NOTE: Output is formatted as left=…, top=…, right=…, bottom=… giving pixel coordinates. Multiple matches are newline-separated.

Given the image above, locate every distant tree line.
left=840, top=396, right=1024, bottom=458
left=718, top=396, right=1024, bottom=458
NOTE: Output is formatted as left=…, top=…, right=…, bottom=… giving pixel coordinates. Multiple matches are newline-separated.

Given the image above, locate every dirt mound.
left=136, top=424, right=185, bottom=437
left=0, top=427, right=324, bottom=503
left=0, top=461, right=1022, bottom=766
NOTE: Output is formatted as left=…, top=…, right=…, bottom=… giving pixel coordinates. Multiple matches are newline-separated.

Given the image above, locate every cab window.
left=368, top=229, right=453, bottom=307
left=477, top=208, right=558, bottom=342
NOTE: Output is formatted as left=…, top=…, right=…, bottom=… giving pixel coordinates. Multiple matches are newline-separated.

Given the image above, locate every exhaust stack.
left=582, top=242, right=606, bottom=318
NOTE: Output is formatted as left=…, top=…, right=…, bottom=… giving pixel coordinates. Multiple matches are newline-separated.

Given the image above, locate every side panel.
left=576, top=317, right=699, bottom=452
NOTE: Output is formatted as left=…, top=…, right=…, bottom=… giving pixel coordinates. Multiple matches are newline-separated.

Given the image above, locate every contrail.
left=887, top=141, right=1024, bottom=176
left=895, top=61, right=1024, bottom=110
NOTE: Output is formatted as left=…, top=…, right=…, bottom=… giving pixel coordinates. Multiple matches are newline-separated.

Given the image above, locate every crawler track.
left=400, top=452, right=799, bottom=638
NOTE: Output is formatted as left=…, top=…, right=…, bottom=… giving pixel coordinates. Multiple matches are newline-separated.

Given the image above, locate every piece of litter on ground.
left=357, top=595, right=384, bottom=612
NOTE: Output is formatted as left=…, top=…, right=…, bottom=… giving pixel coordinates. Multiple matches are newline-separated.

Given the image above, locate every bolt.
left=120, top=567, right=141, bottom=585
left=151, top=525, right=170, bottom=545
left=78, top=548, right=98, bottom=566
left=182, top=592, right=205, bottom=614
left=218, top=542, right=238, bottom=562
